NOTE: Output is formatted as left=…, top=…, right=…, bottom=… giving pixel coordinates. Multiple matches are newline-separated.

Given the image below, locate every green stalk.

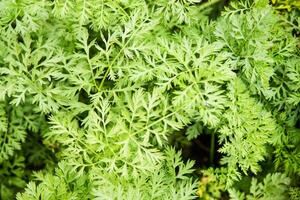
left=198, top=0, right=223, bottom=11
left=210, top=132, right=215, bottom=166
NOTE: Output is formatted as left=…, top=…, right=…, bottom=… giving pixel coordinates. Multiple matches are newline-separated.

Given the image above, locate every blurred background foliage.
left=272, top=0, right=300, bottom=10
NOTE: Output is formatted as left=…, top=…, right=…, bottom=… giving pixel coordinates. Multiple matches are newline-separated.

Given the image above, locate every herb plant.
left=0, top=0, right=299, bottom=199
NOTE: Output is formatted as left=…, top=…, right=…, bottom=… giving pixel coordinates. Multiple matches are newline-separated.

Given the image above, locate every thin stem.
left=98, top=19, right=147, bottom=91
left=210, top=132, right=215, bottom=166
left=198, top=0, right=223, bottom=11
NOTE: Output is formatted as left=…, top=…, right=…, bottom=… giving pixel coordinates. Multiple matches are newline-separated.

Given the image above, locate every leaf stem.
left=198, top=0, right=223, bottom=11
left=210, top=132, right=215, bottom=166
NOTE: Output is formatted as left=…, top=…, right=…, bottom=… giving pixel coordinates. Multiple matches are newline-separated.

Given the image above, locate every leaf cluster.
left=0, top=0, right=299, bottom=199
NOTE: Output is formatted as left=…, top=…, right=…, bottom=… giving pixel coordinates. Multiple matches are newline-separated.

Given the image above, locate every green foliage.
left=272, top=0, right=300, bottom=10
left=0, top=0, right=299, bottom=199
left=289, top=187, right=300, bottom=200
left=0, top=155, right=26, bottom=200
left=197, top=167, right=228, bottom=200
left=219, top=79, right=277, bottom=175
left=229, top=173, right=291, bottom=200
left=17, top=148, right=197, bottom=200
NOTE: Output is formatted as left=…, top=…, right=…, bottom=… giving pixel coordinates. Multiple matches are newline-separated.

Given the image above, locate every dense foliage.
left=272, top=0, right=300, bottom=10
left=0, top=0, right=299, bottom=199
